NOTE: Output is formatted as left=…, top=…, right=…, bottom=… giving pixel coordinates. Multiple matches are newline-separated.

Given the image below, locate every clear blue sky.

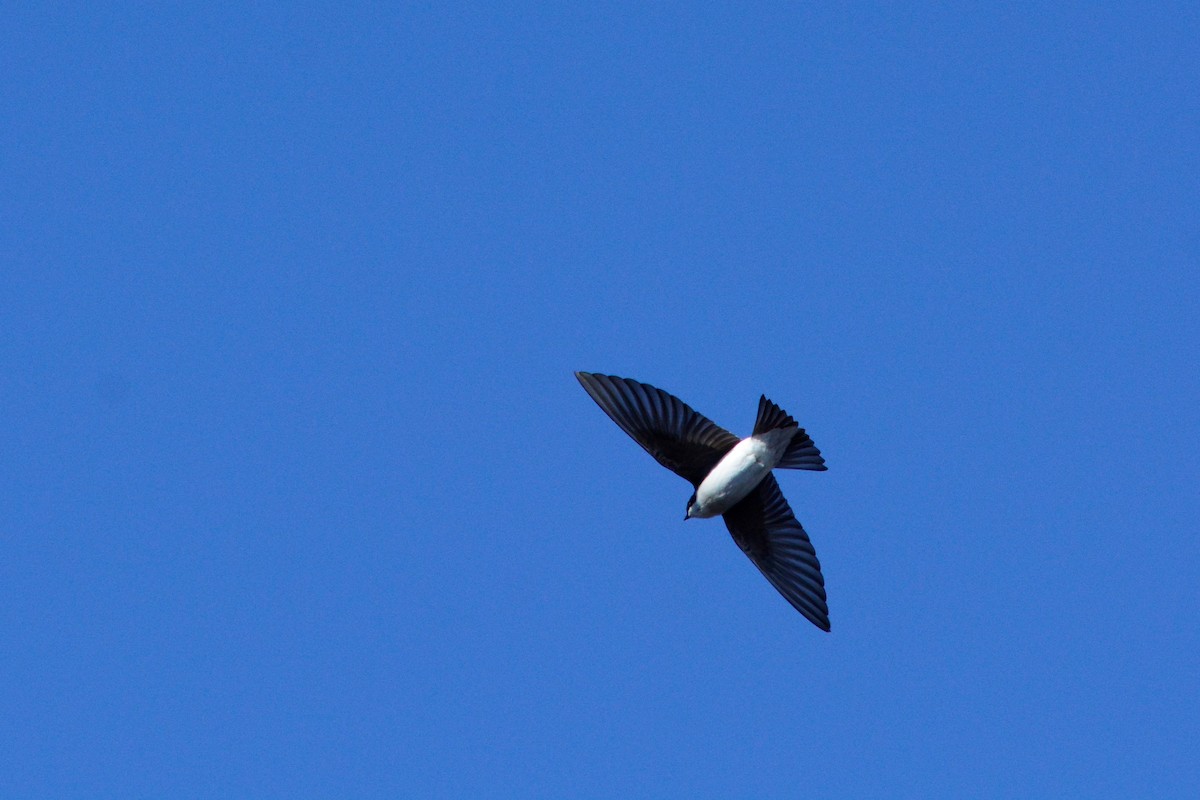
left=3, top=3, right=1197, bottom=797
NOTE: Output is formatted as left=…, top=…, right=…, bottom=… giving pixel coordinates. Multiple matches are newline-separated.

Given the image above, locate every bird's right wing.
left=723, top=474, right=830, bottom=631
left=575, top=372, right=740, bottom=487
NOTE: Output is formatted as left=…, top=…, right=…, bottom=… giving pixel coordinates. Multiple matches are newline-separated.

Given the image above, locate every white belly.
left=690, top=429, right=793, bottom=518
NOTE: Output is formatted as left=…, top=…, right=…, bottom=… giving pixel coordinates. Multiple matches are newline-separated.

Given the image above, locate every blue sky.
left=3, top=3, right=1197, bottom=797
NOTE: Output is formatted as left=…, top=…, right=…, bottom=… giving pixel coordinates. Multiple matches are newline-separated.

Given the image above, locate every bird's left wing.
left=575, top=372, right=740, bottom=487
left=723, top=474, right=830, bottom=631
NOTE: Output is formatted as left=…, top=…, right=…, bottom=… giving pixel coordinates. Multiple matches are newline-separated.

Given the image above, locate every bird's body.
left=574, top=371, right=832, bottom=631
left=689, top=427, right=797, bottom=518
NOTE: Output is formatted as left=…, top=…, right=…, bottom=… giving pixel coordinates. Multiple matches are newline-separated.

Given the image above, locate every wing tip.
left=780, top=591, right=831, bottom=632
left=791, top=596, right=832, bottom=632
left=795, top=600, right=831, bottom=631
left=576, top=370, right=625, bottom=388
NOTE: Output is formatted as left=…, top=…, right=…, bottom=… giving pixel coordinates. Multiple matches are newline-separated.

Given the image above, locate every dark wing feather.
left=575, top=372, right=740, bottom=486
left=723, top=473, right=830, bottom=631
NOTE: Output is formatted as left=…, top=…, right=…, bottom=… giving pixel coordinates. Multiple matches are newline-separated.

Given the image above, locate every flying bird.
left=575, top=371, right=832, bottom=631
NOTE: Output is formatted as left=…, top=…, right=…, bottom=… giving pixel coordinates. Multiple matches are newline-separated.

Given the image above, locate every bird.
left=574, top=371, right=832, bottom=631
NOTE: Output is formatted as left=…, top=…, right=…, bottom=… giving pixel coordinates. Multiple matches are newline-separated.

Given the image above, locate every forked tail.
left=753, top=395, right=827, bottom=471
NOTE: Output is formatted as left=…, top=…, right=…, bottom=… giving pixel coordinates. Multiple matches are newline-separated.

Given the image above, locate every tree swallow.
left=575, top=371, right=832, bottom=631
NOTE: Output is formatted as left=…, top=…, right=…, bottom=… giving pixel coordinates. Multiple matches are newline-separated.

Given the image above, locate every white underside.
left=690, top=427, right=794, bottom=518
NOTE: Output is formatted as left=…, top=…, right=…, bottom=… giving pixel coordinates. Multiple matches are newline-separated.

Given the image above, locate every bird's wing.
left=575, top=372, right=740, bottom=487
left=723, top=473, right=830, bottom=631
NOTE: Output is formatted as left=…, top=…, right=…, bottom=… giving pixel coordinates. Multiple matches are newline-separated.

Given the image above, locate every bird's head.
left=685, top=492, right=698, bottom=520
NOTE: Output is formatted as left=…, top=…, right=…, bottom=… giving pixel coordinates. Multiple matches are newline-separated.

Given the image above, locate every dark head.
left=685, top=492, right=698, bottom=520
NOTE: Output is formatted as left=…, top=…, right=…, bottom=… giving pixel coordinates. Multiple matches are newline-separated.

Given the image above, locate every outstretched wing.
left=723, top=474, right=830, bottom=631
left=575, top=372, right=740, bottom=487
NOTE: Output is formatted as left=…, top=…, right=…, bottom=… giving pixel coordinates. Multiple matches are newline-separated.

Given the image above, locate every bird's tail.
left=753, top=396, right=827, bottom=471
